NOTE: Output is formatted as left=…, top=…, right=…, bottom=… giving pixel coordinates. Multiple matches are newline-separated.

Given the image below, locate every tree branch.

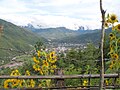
left=99, top=0, right=106, bottom=90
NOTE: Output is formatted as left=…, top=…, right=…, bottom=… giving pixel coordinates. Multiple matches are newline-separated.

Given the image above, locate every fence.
left=0, top=69, right=120, bottom=90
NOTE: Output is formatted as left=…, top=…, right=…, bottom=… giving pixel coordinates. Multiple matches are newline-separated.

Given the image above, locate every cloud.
left=0, top=14, right=32, bottom=25
left=0, top=0, right=120, bottom=30
left=28, top=0, right=82, bottom=7
left=49, top=0, right=82, bottom=6
left=29, top=15, right=101, bottom=30
left=0, top=0, right=28, bottom=13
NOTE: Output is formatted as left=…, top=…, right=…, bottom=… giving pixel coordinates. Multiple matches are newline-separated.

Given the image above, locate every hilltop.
left=0, top=19, right=44, bottom=62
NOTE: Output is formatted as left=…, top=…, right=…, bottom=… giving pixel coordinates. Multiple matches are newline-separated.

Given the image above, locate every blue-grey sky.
left=0, top=0, right=120, bottom=30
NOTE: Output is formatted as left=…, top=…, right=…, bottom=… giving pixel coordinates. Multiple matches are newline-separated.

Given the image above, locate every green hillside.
left=25, top=26, right=98, bottom=40
left=27, top=27, right=79, bottom=40
left=56, top=28, right=111, bottom=45
left=0, top=19, right=43, bottom=62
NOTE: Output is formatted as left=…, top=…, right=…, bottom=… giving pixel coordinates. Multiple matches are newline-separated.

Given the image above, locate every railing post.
left=88, top=70, right=90, bottom=90
left=54, top=68, right=65, bottom=89
left=118, top=70, right=120, bottom=78
left=114, top=77, right=117, bottom=88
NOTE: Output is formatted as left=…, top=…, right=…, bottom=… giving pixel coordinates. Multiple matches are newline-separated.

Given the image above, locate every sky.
left=0, top=0, right=120, bottom=30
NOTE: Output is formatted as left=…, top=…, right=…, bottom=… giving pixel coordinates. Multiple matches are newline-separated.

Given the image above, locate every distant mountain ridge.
left=22, top=23, right=111, bottom=45
left=56, top=28, right=111, bottom=45
left=23, top=24, right=98, bottom=40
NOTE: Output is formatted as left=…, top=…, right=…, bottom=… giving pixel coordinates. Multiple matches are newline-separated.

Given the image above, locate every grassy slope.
left=57, top=28, right=111, bottom=45
left=31, top=27, right=78, bottom=40
left=0, top=19, right=42, bottom=61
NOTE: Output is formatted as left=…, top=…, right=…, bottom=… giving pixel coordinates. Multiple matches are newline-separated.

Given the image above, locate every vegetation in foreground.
left=0, top=13, right=120, bottom=89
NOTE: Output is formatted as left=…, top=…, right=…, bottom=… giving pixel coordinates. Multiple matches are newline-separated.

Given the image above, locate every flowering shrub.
left=32, top=50, right=57, bottom=75
left=4, top=70, right=35, bottom=89
left=105, top=14, right=120, bottom=72
left=32, top=43, right=57, bottom=87
left=3, top=42, right=57, bottom=88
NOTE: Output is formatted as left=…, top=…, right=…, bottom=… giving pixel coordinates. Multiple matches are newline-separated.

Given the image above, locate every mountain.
left=56, top=28, right=111, bottom=45
left=27, top=27, right=78, bottom=40
left=23, top=24, right=98, bottom=40
left=0, top=19, right=44, bottom=60
left=23, top=23, right=111, bottom=45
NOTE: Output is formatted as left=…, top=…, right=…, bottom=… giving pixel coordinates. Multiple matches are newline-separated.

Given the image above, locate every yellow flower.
left=109, top=14, right=118, bottom=24
left=38, top=83, right=42, bottom=87
left=109, top=63, right=113, bottom=69
left=25, top=70, right=30, bottom=76
left=10, top=69, right=21, bottom=76
left=42, top=69, right=48, bottom=75
left=47, top=54, right=50, bottom=60
left=110, top=50, right=116, bottom=60
left=50, top=59, right=57, bottom=64
left=39, top=69, right=43, bottom=75
left=19, top=79, right=25, bottom=87
left=110, top=54, right=114, bottom=59
left=109, top=60, right=115, bottom=69
left=33, top=57, right=40, bottom=64
left=106, top=19, right=111, bottom=23
left=10, top=71, right=15, bottom=76
left=109, top=33, right=115, bottom=40
left=46, top=79, right=51, bottom=87
left=104, top=22, right=109, bottom=29
left=30, top=79, right=35, bottom=88
left=15, top=69, right=19, bottom=72
left=42, top=64, right=49, bottom=72
left=111, top=60, right=114, bottom=64
left=115, top=24, right=120, bottom=31
left=12, top=79, right=20, bottom=88
left=84, top=80, right=88, bottom=84
left=6, top=70, right=22, bottom=88
left=112, top=26, right=116, bottom=30
left=37, top=50, right=40, bottom=57
left=42, top=65, right=45, bottom=69
left=110, top=44, right=114, bottom=51
left=50, top=51, right=56, bottom=58
left=51, top=65, right=57, bottom=69
left=114, top=53, right=119, bottom=59
left=26, top=79, right=35, bottom=88
left=43, top=60, right=49, bottom=67
left=111, top=53, right=119, bottom=60
left=105, top=80, right=109, bottom=85
left=83, top=80, right=88, bottom=86
left=50, top=70, right=54, bottom=73
left=4, top=79, right=11, bottom=88
left=33, top=57, right=36, bottom=61
left=33, top=64, right=40, bottom=71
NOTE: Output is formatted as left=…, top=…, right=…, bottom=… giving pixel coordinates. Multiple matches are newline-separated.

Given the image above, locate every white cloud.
left=49, top=0, right=82, bottom=6
left=0, top=0, right=119, bottom=30
left=0, top=14, right=32, bottom=25
left=0, top=0, right=28, bottom=13
left=31, top=0, right=82, bottom=7
left=29, top=15, right=101, bottom=30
